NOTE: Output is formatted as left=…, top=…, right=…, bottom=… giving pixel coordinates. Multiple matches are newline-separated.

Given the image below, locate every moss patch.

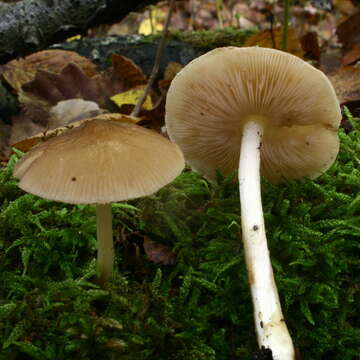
left=0, top=110, right=359, bottom=359
left=170, top=27, right=257, bottom=49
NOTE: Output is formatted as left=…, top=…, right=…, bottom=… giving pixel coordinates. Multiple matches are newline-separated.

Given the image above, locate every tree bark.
left=0, top=0, right=160, bottom=64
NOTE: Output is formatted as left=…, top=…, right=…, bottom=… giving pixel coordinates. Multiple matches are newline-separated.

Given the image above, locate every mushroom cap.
left=13, top=116, right=185, bottom=204
left=165, top=46, right=341, bottom=183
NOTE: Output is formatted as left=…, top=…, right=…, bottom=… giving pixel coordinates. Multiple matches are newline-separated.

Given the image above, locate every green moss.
left=169, top=28, right=256, bottom=49
left=140, top=27, right=255, bottom=49
left=0, top=110, right=359, bottom=359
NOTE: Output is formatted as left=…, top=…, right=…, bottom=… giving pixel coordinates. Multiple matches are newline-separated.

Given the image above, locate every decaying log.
left=0, top=0, right=160, bottom=64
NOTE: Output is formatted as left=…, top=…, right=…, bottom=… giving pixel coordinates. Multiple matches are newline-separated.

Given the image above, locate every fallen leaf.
left=1, top=50, right=97, bottom=94
left=19, top=54, right=148, bottom=126
left=244, top=27, right=304, bottom=58
left=111, top=86, right=153, bottom=110
left=19, top=63, right=124, bottom=125
left=328, top=66, right=360, bottom=105
left=9, top=115, right=45, bottom=152
left=320, top=48, right=343, bottom=74
left=337, top=12, right=360, bottom=64
left=138, top=96, right=166, bottom=134
left=66, top=35, right=82, bottom=42
left=333, top=0, right=359, bottom=17
left=342, top=43, right=360, bottom=66
left=138, top=7, right=165, bottom=35
left=116, top=95, right=166, bottom=134
left=143, top=236, right=176, bottom=265
left=300, top=32, right=320, bottom=61
left=111, top=54, right=147, bottom=88
left=158, top=61, right=183, bottom=91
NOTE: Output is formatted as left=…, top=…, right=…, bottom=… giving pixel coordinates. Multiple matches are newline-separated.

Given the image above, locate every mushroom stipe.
left=165, top=46, right=341, bottom=359
left=13, top=115, right=185, bottom=285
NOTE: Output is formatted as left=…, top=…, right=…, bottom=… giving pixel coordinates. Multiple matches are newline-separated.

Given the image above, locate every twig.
left=269, top=11, right=276, bottom=48
left=149, top=6, right=155, bottom=34
left=215, top=0, right=224, bottom=29
left=131, top=0, right=175, bottom=117
left=189, top=0, right=195, bottom=30
left=281, top=0, right=291, bottom=51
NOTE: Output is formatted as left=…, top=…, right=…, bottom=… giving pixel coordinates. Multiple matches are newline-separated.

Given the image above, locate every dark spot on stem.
left=71, top=177, right=76, bottom=181
left=253, top=346, right=273, bottom=360
left=253, top=225, right=259, bottom=231
left=306, top=141, right=310, bottom=145
left=260, top=321, right=264, bottom=328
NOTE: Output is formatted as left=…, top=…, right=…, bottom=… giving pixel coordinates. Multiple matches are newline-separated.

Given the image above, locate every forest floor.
left=0, top=1, right=359, bottom=359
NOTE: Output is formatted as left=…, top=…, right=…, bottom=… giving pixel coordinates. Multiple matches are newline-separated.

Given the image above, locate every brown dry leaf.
left=158, top=61, right=183, bottom=92
left=143, top=236, right=176, bottom=265
left=328, top=66, right=360, bottom=105
left=320, top=48, right=343, bottom=74
left=116, top=95, right=166, bottom=134
left=300, top=32, right=320, bottom=61
left=337, top=12, right=360, bottom=65
left=19, top=55, right=148, bottom=125
left=9, top=114, right=45, bottom=152
left=163, top=61, right=183, bottom=81
left=111, top=54, right=147, bottom=87
left=12, top=113, right=141, bottom=153
left=342, top=43, right=360, bottom=66
left=244, top=27, right=304, bottom=58
left=139, top=96, right=166, bottom=134
left=333, top=0, right=359, bottom=17
left=1, top=50, right=97, bottom=93
left=22, top=63, right=103, bottom=105
left=19, top=63, right=126, bottom=124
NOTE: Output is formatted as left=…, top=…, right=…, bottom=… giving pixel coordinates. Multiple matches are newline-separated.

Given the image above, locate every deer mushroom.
left=165, top=47, right=341, bottom=359
left=13, top=115, right=184, bottom=285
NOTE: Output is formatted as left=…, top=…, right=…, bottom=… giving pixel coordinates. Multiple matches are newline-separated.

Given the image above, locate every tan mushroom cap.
left=165, top=46, right=341, bottom=183
left=13, top=116, right=185, bottom=204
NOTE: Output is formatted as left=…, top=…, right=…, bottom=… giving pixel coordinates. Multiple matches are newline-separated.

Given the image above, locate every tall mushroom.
left=165, top=47, right=341, bottom=359
left=13, top=115, right=184, bottom=285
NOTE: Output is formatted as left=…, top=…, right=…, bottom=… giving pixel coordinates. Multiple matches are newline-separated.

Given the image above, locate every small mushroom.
left=13, top=115, right=184, bottom=285
left=165, top=47, right=341, bottom=359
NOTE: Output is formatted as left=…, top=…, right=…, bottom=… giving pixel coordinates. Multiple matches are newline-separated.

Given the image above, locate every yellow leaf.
left=66, top=35, right=82, bottom=42
left=111, top=88, right=153, bottom=110
left=138, top=7, right=165, bottom=35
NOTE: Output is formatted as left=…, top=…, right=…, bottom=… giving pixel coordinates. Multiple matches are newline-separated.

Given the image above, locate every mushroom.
left=165, top=47, right=341, bottom=359
left=13, top=115, right=185, bottom=285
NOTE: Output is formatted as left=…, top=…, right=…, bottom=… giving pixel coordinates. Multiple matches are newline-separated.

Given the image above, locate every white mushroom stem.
left=239, top=120, right=295, bottom=360
left=96, top=203, right=114, bottom=285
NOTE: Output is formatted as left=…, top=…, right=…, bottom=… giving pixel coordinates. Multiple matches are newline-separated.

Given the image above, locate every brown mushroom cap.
left=165, top=46, right=341, bottom=183
left=13, top=116, right=185, bottom=204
